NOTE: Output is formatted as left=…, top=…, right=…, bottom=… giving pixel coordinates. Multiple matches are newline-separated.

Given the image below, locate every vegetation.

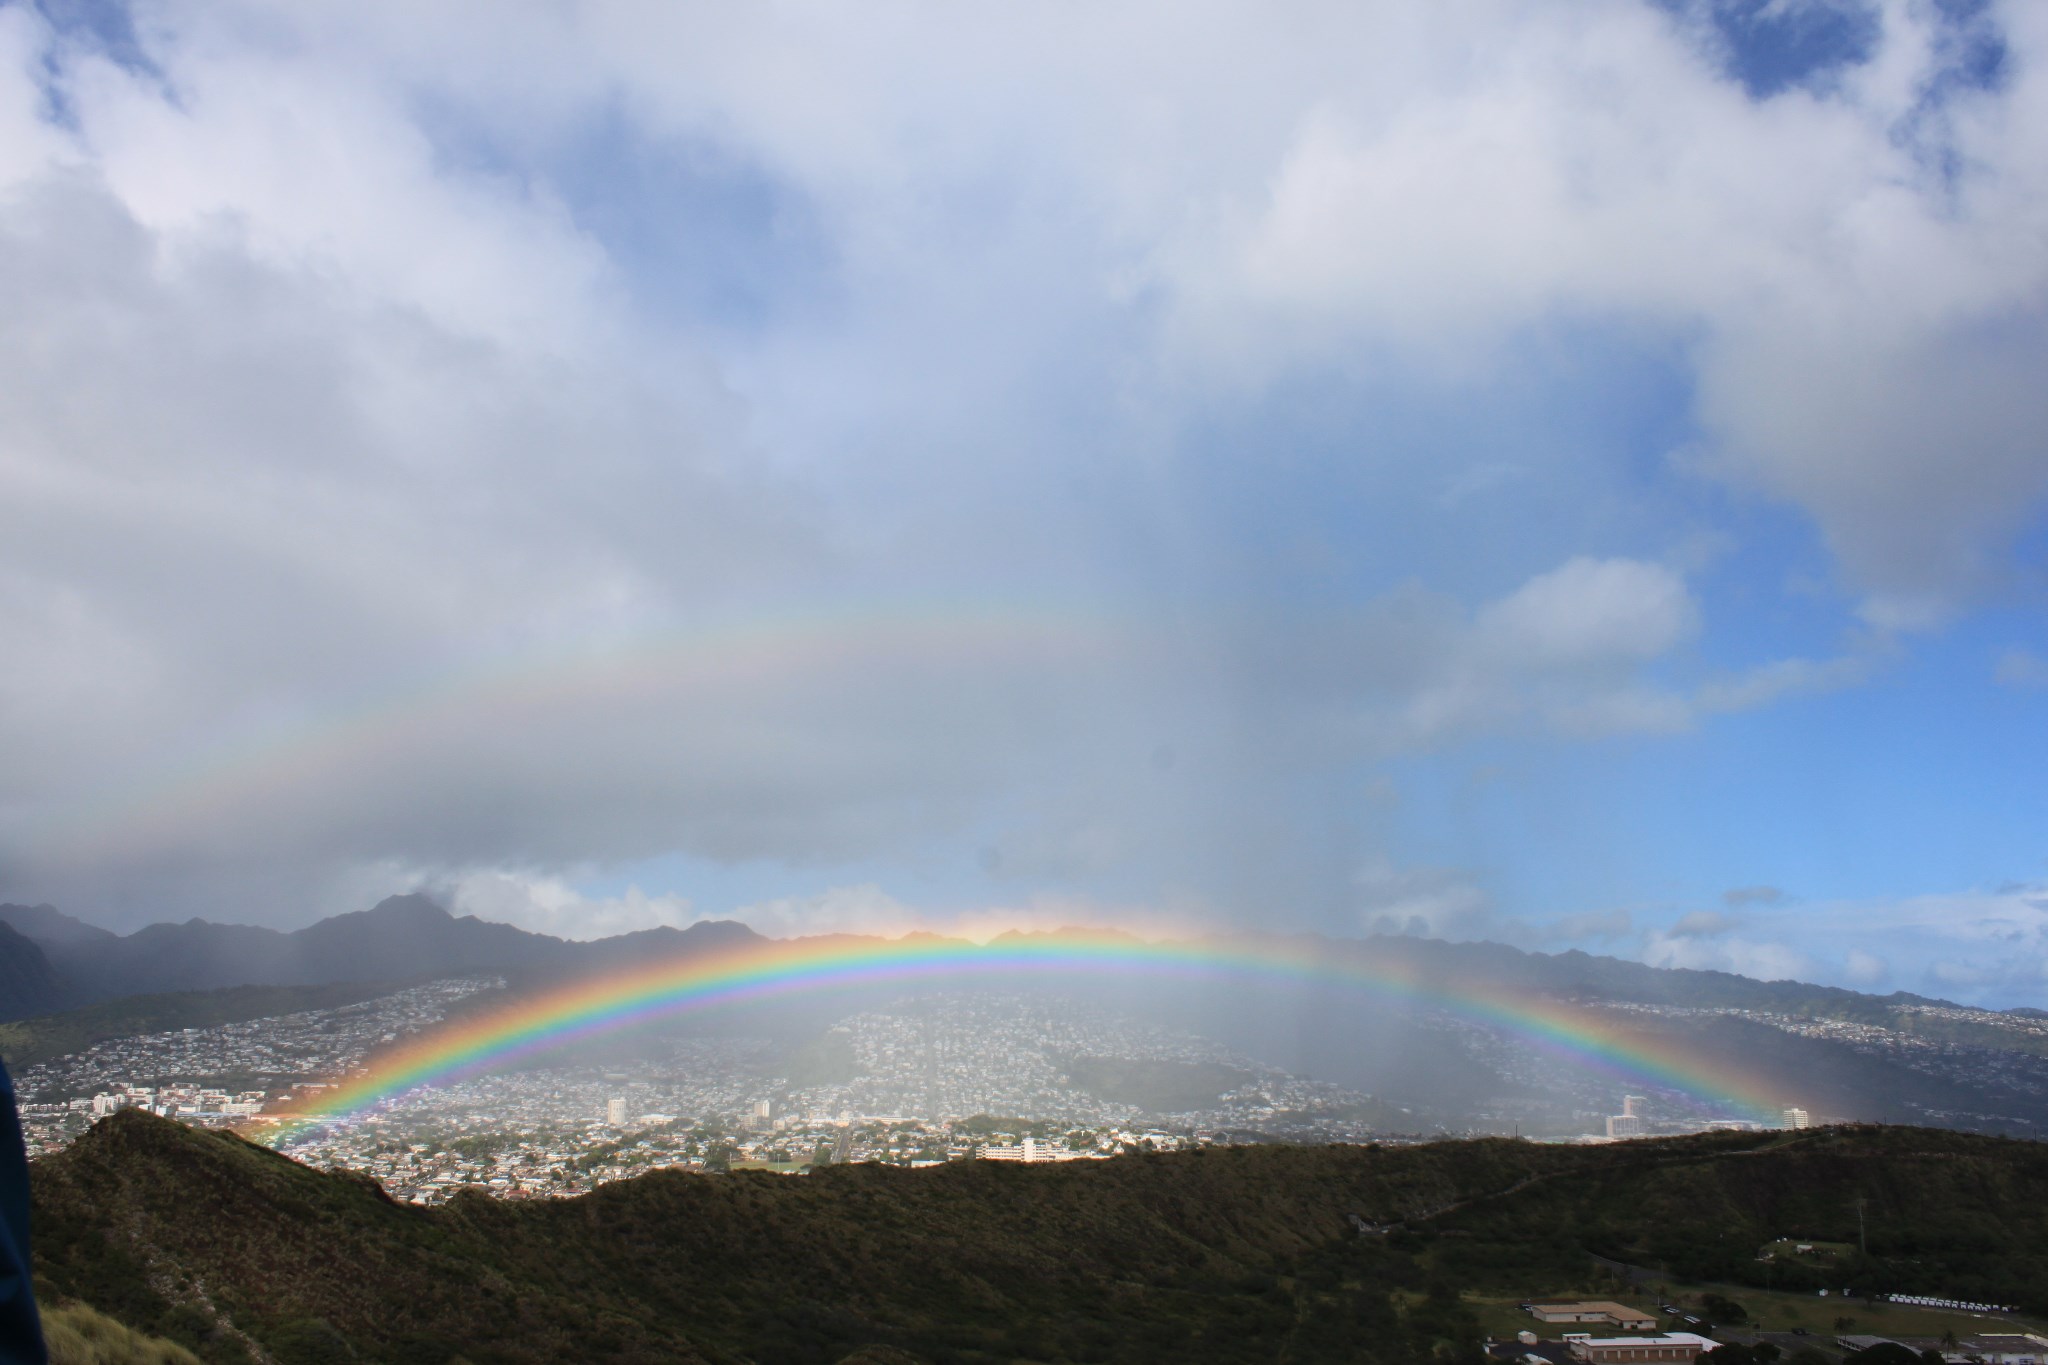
left=42, top=1300, right=206, bottom=1365
left=27, top=1116, right=2048, bottom=1365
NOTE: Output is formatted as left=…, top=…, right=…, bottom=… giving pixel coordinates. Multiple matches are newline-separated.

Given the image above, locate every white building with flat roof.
left=1563, top=1331, right=1717, bottom=1364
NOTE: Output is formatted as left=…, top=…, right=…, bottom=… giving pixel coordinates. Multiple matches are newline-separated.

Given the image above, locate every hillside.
left=28, top=1115, right=2048, bottom=1365
left=0, top=920, right=64, bottom=1019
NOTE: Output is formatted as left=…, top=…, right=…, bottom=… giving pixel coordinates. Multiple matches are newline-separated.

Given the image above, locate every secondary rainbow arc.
left=257, top=931, right=1790, bottom=1142
left=51, top=602, right=1122, bottom=856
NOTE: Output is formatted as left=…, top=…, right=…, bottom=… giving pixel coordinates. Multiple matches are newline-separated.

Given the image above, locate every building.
left=605, top=1097, right=627, bottom=1127
left=1531, top=1303, right=1660, bottom=1331
left=1562, top=1332, right=1716, bottom=1363
left=1606, top=1096, right=1647, bottom=1140
left=977, top=1137, right=1103, bottom=1163
left=1781, top=1107, right=1811, bottom=1129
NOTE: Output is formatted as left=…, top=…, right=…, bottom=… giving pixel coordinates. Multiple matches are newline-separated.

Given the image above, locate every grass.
left=1667, top=1283, right=2048, bottom=1341
left=42, top=1301, right=206, bottom=1365
left=1472, top=1283, right=2048, bottom=1345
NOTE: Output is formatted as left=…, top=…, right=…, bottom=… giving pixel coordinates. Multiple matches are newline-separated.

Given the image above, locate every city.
left=12, top=977, right=1814, bottom=1203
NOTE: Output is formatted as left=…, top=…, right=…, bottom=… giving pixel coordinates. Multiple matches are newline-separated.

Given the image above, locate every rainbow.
left=43, top=601, right=1124, bottom=859
left=257, top=930, right=1789, bottom=1142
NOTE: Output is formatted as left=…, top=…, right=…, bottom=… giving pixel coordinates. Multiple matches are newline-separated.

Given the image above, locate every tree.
left=1842, top=1346, right=1921, bottom=1365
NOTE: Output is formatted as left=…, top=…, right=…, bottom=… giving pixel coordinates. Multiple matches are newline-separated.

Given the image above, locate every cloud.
left=1722, top=885, right=1785, bottom=908
left=1641, top=929, right=1817, bottom=982
left=1669, top=910, right=1739, bottom=938
left=447, top=871, right=696, bottom=941
left=1696, top=652, right=1878, bottom=715
left=1995, top=649, right=2048, bottom=689
left=1647, top=884, right=2048, bottom=1006
left=720, top=885, right=921, bottom=940
left=1843, top=947, right=1889, bottom=986
left=1353, top=858, right=1493, bottom=939
left=724, top=886, right=1204, bottom=944
left=0, top=0, right=2037, bottom=942
left=102, top=0, right=2047, bottom=627
left=1163, top=1, right=2048, bottom=621
left=1476, top=556, right=1698, bottom=669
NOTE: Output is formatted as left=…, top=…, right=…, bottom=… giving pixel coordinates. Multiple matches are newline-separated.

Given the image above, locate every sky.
left=1, top=0, right=2046, bottom=1005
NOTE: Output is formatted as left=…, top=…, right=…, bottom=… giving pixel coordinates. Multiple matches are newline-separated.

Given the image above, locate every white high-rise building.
left=606, top=1096, right=628, bottom=1127
left=1782, top=1107, right=1811, bottom=1130
left=1605, top=1095, right=1647, bottom=1139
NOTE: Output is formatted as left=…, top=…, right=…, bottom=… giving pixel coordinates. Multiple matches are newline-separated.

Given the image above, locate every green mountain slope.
left=29, top=1114, right=2048, bottom=1365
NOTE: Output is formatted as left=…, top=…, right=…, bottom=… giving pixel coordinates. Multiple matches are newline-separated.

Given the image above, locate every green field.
left=1472, top=1284, right=2048, bottom=1346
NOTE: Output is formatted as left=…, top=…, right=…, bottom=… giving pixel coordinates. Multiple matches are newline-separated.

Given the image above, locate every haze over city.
left=3, top=0, right=2047, bottom=1008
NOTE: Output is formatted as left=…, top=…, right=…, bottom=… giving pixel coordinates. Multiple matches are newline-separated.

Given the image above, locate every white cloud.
left=1354, top=857, right=1492, bottom=939
left=1642, top=930, right=1817, bottom=982
left=447, top=871, right=696, bottom=941
left=1632, top=884, right=2048, bottom=1005
left=1669, top=910, right=1738, bottom=938
left=1696, top=650, right=1879, bottom=714
left=1161, top=2, right=2048, bottom=619
left=0, top=0, right=2035, bottom=936
left=724, top=886, right=1203, bottom=944
left=114, top=1, right=2048, bottom=624
left=1476, top=557, right=1699, bottom=668
left=1996, top=649, right=2048, bottom=689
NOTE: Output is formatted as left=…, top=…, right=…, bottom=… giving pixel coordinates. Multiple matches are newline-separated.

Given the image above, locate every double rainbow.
left=258, top=929, right=1786, bottom=1142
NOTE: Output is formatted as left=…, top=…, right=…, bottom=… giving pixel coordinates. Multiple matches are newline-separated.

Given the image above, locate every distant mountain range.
left=0, top=893, right=1994, bottom=1022
left=0, top=894, right=762, bottom=1015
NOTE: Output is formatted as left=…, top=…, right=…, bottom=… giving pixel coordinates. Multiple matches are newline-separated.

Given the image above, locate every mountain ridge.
left=0, top=920, right=64, bottom=1019
left=0, top=895, right=1991, bottom=1026
left=0, top=896, right=773, bottom=1018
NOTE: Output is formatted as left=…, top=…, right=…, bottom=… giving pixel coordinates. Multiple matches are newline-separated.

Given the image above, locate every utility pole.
left=1854, top=1197, right=1868, bottom=1256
